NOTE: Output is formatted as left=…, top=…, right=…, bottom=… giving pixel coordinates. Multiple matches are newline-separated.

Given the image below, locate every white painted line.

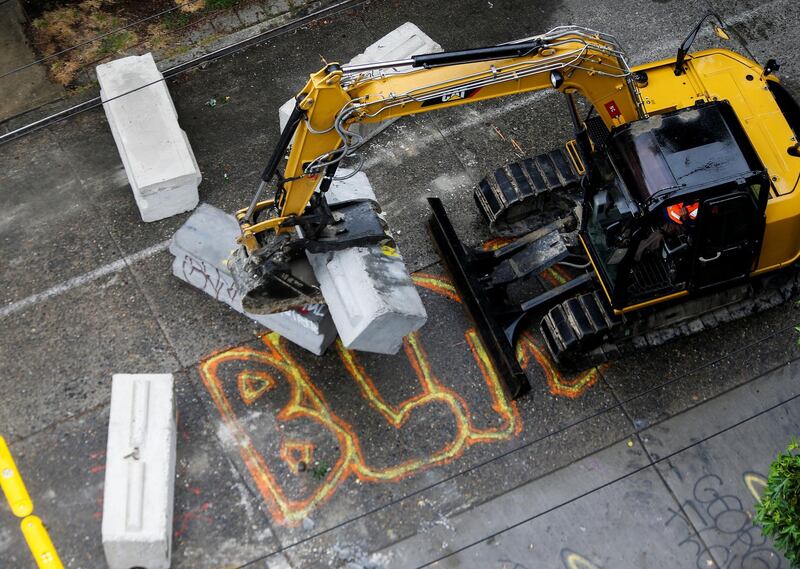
left=0, top=239, right=170, bottom=320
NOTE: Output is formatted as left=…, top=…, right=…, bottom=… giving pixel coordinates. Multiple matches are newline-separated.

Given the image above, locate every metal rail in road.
left=0, top=0, right=369, bottom=146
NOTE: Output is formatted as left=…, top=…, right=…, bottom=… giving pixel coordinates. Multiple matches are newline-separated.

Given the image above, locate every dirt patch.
left=23, top=0, right=248, bottom=88
left=22, top=0, right=174, bottom=20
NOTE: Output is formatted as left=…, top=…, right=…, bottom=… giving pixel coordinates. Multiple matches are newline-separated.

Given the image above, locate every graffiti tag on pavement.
left=666, top=472, right=781, bottom=569
left=198, top=274, right=599, bottom=525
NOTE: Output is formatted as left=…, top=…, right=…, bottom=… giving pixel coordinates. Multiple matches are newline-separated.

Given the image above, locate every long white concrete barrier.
left=96, top=53, right=201, bottom=222
left=308, top=171, right=427, bottom=354
left=102, top=374, right=176, bottom=569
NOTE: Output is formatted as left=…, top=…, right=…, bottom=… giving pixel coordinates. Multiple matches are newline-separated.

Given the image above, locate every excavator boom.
left=236, top=27, right=645, bottom=250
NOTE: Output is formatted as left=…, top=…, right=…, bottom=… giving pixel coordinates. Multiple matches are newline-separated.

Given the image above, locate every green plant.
left=310, top=461, right=330, bottom=480
left=98, top=30, right=136, bottom=56
left=162, top=11, right=193, bottom=30
left=754, top=439, right=800, bottom=566
left=205, top=0, right=241, bottom=10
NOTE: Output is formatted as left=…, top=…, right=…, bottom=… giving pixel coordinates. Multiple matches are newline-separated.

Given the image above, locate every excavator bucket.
left=228, top=247, right=324, bottom=314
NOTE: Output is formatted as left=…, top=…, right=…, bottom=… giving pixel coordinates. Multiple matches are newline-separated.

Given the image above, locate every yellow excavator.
left=229, top=18, right=800, bottom=397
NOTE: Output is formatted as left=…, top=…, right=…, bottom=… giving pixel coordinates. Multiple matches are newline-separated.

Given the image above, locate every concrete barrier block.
left=347, top=21, right=442, bottom=67
left=278, top=97, right=296, bottom=134
left=325, top=170, right=374, bottom=206
left=102, top=374, right=176, bottom=569
left=308, top=246, right=427, bottom=354
left=279, top=22, right=442, bottom=140
left=97, top=53, right=200, bottom=222
left=309, top=170, right=427, bottom=354
left=169, top=204, right=337, bottom=355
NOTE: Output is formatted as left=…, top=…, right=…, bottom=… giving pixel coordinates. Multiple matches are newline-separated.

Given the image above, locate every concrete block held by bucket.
left=96, top=53, right=200, bottom=222
left=309, top=170, right=428, bottom=354
left=169, top=203, right=337, bottom=355
left=102, top=374, right=176, bottom=569
left=279, top=22, right=442, bottom=141
left=308, top=246, right=427, bottom=354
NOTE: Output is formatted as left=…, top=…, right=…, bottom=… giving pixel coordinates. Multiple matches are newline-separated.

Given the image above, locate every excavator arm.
left=234, top=26, right=645, bottom=253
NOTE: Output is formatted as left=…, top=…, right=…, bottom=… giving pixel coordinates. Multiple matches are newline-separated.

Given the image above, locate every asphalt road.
left=1, top=0, right=799, bottom=567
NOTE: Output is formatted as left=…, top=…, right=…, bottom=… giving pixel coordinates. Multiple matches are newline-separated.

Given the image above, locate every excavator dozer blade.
left=427, top=197, right=532, bottom=399
left=427, top=197, right=594, bottom=399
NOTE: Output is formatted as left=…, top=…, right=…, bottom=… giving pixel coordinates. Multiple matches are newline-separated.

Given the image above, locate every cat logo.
left=442, top=91, right=467, bottom=102
left=421, top=88, right=480, bottom=107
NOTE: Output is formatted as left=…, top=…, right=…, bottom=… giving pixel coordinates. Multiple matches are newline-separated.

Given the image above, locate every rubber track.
left=474, top=147, right=580, bottom=230
left=541, top=270, right=800, bottom=370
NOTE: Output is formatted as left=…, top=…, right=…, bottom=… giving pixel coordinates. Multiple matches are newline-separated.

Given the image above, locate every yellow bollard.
left=21, top=515, right=64, bottom=569
left=0, top=435, right=33, bottom=517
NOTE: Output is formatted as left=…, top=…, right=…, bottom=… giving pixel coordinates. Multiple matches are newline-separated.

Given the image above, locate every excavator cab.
left=429, top=99, right=775, bottom=396
left=583, top=101, right=769, bottom=311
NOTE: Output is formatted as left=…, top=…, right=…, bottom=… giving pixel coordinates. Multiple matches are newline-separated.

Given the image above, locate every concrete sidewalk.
left=1, top=0, right=799, bottom=567
left=0, top=0, right=63, bottom=121
left=378, top=361, right=799, bottom=568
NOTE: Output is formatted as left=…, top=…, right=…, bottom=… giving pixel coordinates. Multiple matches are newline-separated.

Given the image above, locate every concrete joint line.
left=0, top=239, right=170, bottom=320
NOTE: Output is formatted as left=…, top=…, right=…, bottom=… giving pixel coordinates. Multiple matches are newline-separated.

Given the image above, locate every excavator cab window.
left=616, top=198, right=696, bottom=305
left=585, top=184, right=636, bottom=289
left=609, top=103, right=755, bottom=203
left=611, top=179, right=765, bottom=305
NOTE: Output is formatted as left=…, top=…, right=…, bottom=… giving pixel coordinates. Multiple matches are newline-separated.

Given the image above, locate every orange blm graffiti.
left=414, top=273, right=601, bottom=399
left=280, top=441, right=315, bottom=474
left=238, top=370, right=277, bottom=405
left=197, top=273, right=598, bottom=525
